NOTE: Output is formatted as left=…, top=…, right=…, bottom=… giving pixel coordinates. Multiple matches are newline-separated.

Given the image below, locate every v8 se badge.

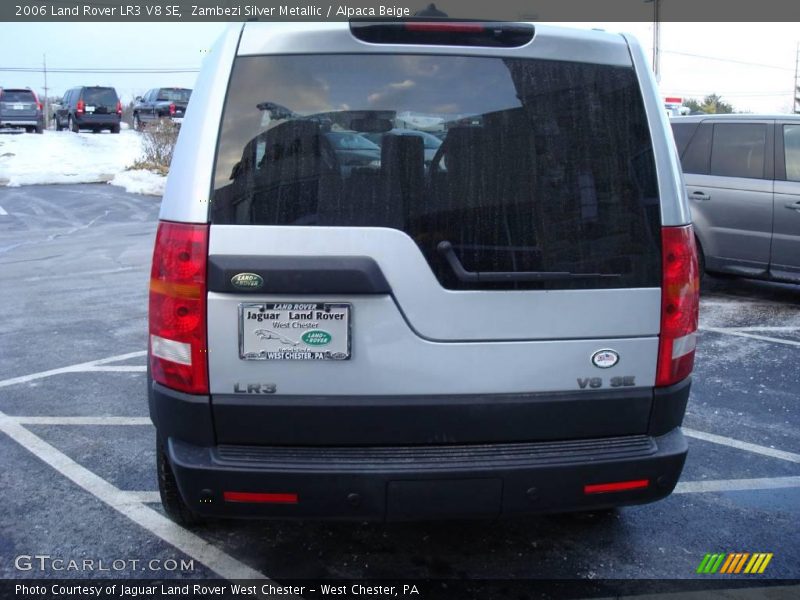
left=578, top=376, right=636, bottom=389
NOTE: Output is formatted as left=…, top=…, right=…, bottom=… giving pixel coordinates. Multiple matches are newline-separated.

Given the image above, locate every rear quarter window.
left=211, top=54, right=662, bottom=290
left=679, top=123, right=712, bottom=175
left=783, top=124, right=800, bottom=182
left=670, top=122, right=699, bottom=156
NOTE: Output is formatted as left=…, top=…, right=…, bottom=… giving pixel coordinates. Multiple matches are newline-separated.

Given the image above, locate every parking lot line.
left=0, top=350, right=147, bottom=389
left=702, top=327, right=800, bottom=348
left=84, top=366, right=148, bottom=373
left=0, top=409, right=271, bottom=583
left=10, top=416, right=151, bottom=425
left=674, top=476, right=800, bottom=494
left=121, top=476, right=800, bottom=503
left=684, top=428, right=800, bottom=464
left=122, top=491, right=161, bottom=503
left=91, top=350, right=148, bottom=365
left=0, top=205, right=7, bottom=216
left=708, top=326, right=800, bottom=332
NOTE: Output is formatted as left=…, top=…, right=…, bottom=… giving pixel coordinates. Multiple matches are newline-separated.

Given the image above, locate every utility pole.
left=794, top=42, right=799, bottom=114
left=644, top=0, right=661, bottom=81
left=43, top=54, right=49, bottom=129
left=652, top=0, right=661, bottom=81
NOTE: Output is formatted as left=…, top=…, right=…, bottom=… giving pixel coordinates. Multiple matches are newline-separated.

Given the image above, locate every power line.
left=670, top=91, right=792, bottom=97
left=662, top=50, right=795, bottom=72
left=0, top=67, right=200, bottom=73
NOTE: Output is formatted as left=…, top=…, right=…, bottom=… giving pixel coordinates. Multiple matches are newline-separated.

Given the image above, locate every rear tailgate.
left=0, top=90, right=38, bottom=118
left=81, top=88, right=118, bottom=115
left=207, top=226, right=660, bottom=397
left=199, top=26, right=665, bottom=444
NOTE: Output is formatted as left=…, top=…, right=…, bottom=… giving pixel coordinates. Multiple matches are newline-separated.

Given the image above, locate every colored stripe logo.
left=696, top=553, right=772, bottom=574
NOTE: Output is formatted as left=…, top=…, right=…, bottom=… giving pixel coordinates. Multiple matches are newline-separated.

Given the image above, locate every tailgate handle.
left=436, top=241, right=621, bottom=282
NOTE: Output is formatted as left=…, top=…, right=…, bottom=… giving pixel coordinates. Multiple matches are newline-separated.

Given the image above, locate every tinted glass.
left=82, top=88, right=118, bottom=106
left=325, top=132, right=381, bottom=151
left=212, top=55, right=661, bottom=290
left=363, top=130, right=443, bottom=150
left=784, top=124, right=800, bottom=182
left=157, top=88, right=191, bottom=102
left=710, top=123, right=766, bottom=179
left=1, top=90, right=35, bottom=103
left=680, top=123, right=711, bottom=174
left=671, top=122, right=698, bottom=156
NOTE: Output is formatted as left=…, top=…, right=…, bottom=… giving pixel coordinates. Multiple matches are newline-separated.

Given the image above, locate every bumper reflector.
left=223, top=491, right=298, bottom=504
left=584, top=479, right=650, bottom=494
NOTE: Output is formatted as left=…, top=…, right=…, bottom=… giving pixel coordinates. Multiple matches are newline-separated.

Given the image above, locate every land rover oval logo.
left=302, top=331, right=332, bottom=346
left=592, top=349, right=619, bottom=369
left=231, top=273, right=263, bottom=290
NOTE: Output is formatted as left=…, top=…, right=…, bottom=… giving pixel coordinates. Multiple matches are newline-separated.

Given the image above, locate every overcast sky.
left=0, top=21, right=797, bottom=113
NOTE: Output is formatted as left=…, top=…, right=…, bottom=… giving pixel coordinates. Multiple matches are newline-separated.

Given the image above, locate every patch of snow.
left=109, top=169, right=166, bottom=196
left=0, top=129, right=143, bottom=188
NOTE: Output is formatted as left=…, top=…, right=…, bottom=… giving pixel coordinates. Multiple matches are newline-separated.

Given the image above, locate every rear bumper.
left=165, top=428, right=687, bottom=521
left=149, top=379, right=691, bottom=520
left=0, top=117, right=41, bottom=127
left=75, top=114, right=120, bottom=127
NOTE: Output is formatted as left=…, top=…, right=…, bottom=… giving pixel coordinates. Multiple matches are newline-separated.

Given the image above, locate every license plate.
left=85, top=105, right=95, bottom=113
left=239, top=302, right=350, bottom=361
left=172, top=117, right=184, bottom=124
left=12, top=103, right=25, bottom=110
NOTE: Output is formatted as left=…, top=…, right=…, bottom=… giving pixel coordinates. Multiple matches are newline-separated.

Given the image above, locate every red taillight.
left=584, top=479, right=650, bottom=494
left=116, top=100, right=122, bottom=115
left=223, top=492, right=298, bottom=504
left=169, top=103, right=176, bottom=116
left=76, top=99, right=85, bottom=115
left=149, top=221, right=209, bottom=395
left=32, top=90, right=42, bottom=111
left=656, top=225, right=700, bottom=387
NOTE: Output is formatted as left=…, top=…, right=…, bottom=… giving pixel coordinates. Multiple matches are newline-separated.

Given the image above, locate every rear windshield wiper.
left=436, top=241, right=622, bottom=283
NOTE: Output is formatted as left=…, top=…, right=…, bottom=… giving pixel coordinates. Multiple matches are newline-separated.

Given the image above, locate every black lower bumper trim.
left=167, top=428, right=688, bottom=521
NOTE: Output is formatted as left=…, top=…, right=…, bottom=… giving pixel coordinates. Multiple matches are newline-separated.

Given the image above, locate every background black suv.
left=0, top=88, right=44, bottom=133
left=132, top=87, right=191, bottom=130
left=53, top=86, right=122, bottom=133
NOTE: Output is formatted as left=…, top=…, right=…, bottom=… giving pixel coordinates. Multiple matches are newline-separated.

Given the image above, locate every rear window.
left=325, top=132, right=381, bottom=151
left=82, top=88, right=118, bottom=106
left=157, top=88, right=191, bottom=102
left=211, top=54, right=661, bottom=290
left=1, top=90, right=35, bottom=103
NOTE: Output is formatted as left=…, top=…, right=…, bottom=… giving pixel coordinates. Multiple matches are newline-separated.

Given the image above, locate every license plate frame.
left=238, top=302, right=351, bottom=361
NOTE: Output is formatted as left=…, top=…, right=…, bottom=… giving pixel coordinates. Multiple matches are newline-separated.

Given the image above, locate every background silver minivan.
left=149, top=21, right=698, bottom=524
left=671, top=114, right=800, bottom=283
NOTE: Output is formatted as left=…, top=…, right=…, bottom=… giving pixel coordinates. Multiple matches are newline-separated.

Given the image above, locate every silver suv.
left=671, top=114, right=800, bottom=283
left=149, top=21, right=699, bottom=524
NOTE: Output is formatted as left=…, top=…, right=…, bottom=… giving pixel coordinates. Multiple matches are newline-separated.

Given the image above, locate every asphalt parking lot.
left=0, top=184, right=798, bottom=594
